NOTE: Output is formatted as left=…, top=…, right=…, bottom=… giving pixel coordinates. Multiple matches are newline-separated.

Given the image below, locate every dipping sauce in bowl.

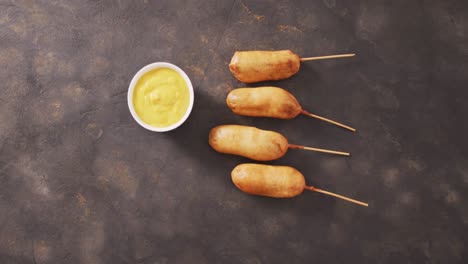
left=128, top=63, right=194, bottom=132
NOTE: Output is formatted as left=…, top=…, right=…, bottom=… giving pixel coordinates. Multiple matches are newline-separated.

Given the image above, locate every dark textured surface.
left=1, top=0, right=467, bottom=263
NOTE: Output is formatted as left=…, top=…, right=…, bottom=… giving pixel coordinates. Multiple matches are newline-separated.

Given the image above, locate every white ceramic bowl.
left=127, top=62, right=194, bottom=132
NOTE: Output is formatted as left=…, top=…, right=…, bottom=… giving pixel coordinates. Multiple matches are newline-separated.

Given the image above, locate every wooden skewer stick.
left=304, top=186, right=368, bottom=207
left=301, top=110, right=356, bottom=132
left=300, top=53, right=356, bottom=62
left=288, top=144, right=350, bottom=156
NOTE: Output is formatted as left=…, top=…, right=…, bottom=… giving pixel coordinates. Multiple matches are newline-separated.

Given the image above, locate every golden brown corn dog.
left=208, top=125, right=349, bottom=161
left=209, top=125, right=289, bottom=161
left=227, top=87, right=301, bottom=119
left=229, top=50, right=300, bottom=83
left=229, top=50, right=355, bottom=83
left=226, top=87, right=356, bottom=131
left=231, top=163, right=368, bottom=206
left=232, top=163, right=304, bottom=198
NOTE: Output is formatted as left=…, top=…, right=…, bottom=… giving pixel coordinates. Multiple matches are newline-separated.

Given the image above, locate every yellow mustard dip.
left=133, top=68, right=190, bottom=128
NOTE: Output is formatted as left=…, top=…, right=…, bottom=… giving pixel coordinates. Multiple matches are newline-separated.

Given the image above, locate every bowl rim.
left=127, top=62, right=194, bottom=132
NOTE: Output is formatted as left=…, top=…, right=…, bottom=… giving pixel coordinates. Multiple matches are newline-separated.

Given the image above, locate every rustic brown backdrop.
left=0, top=0, right=467, bottom=263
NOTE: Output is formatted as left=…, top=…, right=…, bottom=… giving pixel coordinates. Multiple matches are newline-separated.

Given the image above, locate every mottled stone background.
left=0, top=0, right=467, bottom=263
